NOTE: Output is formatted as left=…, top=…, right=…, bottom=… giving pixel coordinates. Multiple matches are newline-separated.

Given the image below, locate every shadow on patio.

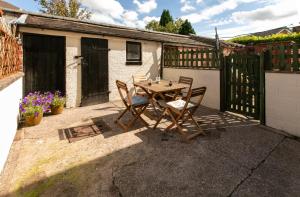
left=1, top=103, right=299, bottom=197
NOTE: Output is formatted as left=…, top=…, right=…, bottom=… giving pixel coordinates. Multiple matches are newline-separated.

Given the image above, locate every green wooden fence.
left=163, top=46, right=219, bottom=69
left=266, top=43, right=300, bottom=72
left=223, top=53, right=262, bottom=120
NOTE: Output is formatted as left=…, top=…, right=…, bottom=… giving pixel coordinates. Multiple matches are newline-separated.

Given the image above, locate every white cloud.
left=212, top=0, right=300, bottom=38
left=182, top=0, right=239, bottom=23
left=196, top=0, right=203, bottom=3
left=133, top=0, right=157, bottom=13
left=209, top=18, right=233, bottom=26
left=143, top=16, right=160, bottom=23
left=123, top=10, right=139, bottom=21
left=180, top=0, right=196, bottom=13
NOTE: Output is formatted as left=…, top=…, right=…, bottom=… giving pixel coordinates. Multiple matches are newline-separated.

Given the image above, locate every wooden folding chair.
left=132, top=74, right=148, bottom=96
left=165, top=76, right=193, bottom=100
left=115, top=80, right=150, bottom=132
left=154, top=87, right=207, bottom=142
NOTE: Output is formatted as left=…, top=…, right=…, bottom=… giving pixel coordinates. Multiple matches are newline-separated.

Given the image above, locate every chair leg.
left=132, top=106, right=149, bottom=126
left=115, top=108, right=129, bottom=123
left=153, top=108, right=168, bottom=129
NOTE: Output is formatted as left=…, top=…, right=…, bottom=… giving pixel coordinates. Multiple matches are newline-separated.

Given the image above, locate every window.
left=126, top=41, right=142, bottom=65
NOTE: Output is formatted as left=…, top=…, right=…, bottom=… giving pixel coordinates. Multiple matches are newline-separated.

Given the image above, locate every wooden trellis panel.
left=0, top=16, right=22, bottom=79
left=163, top=46, right=219, bottom=69
left=267, top=44, right=300, bottom=72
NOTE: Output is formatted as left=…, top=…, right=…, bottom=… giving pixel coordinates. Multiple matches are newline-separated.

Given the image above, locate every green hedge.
left=229, top=33, right=300, bottom=45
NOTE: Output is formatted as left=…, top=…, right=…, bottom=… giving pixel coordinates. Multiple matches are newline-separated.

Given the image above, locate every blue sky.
left=8, top=0, right=300, bottom=38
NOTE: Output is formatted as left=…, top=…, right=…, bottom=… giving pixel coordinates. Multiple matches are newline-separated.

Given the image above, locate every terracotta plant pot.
left=25, top=113, right=43, bottom=126
left=51, top=105, right=64, bottom=115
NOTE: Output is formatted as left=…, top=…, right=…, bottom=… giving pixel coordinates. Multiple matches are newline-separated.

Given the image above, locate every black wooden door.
left=223, top=53, right=263, bottom=120
left=23, top=33, right=66, bottom=95
left=81, top=38, right=109, bottom=106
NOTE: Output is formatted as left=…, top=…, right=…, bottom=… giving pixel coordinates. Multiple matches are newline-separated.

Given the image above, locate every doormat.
left=59, top=119, right=111, bottom=143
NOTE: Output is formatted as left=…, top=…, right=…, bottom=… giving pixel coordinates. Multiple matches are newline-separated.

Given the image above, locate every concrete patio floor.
left=0, top=102, right=299, bottom=197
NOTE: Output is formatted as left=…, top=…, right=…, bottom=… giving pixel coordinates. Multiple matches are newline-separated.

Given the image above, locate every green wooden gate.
left=222, top=53, right=265, bottom=121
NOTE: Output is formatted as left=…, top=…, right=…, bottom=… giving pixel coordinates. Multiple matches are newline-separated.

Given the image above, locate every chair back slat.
left=116, top=80, right=131, bottom=106
left=183, top=87, right=207, bottom=112
left=179, top=76, right=193, bottom=87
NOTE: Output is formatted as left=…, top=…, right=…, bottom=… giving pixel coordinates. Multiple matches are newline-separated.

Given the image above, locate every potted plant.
left=19, top=92, right=45, bottom=126
left=50, top=91, right=66, bottom=115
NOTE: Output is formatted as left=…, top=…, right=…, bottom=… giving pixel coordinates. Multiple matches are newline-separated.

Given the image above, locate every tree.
left=159, top=9, right=173, bottom=27
left=146, top=10, right=196, bottom=35
left=178, top=20, right=196, bottom=35
left=35, top=0, right=91, bottom=20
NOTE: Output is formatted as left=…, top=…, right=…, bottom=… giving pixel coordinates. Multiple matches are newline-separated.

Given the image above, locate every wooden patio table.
left=134, top=80, right=189, bottom=118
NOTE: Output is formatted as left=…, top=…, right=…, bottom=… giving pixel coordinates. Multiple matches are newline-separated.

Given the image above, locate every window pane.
left=127, top=42, right=141, bottom=61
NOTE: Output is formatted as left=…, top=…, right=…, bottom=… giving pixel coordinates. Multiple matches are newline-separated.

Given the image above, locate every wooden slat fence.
left=164, top=46, right=219, bottom=69
left=224, top=53, right=261, bottom=119
left=266, top=43, right=300, bottom=72
left=0, top=15, right=22, bottom=79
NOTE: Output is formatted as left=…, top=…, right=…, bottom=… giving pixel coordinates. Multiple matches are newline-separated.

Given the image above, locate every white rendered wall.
left=0, top=77, right=23, bottom=173
left=19, top=27, right=161, bottom=107
left=163, top=68, right=220, bottom=110
left=266, top=73, right=300, bottom=137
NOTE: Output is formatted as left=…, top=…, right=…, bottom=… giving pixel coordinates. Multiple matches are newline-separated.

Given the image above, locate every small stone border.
left=0, top=72, right=24, bottom=91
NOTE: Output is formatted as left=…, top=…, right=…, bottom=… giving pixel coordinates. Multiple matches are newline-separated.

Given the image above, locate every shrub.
left=229, top=33, right=300, bottom=45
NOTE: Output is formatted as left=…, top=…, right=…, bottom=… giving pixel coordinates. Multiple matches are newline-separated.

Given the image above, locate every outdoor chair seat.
left=131, top=95, right=149, bottom=106
left=167, top=99, right=195, bottom=111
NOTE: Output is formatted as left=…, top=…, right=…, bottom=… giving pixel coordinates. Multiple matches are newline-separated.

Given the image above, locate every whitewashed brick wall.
left=20, top=27, right=161, bottom=107
left=0, top=75, right=23, bottom=173
left=163, top=68, right=220, bottom=110
left=266, top=73, right=300, bottom=137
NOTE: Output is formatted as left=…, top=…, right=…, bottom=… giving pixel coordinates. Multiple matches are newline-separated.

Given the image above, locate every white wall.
left=20, top=27, right=161, bottom=107
left=266, top=73, right=300, bottom=137
left=0, top=76, right=23, bottom=173
left=163, top=68, right=220, bottom=110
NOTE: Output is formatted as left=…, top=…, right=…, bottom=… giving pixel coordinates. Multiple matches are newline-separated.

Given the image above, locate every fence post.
left=259, top=53, right=265, bottom=125
left=220, top=53, right=226, bottom=112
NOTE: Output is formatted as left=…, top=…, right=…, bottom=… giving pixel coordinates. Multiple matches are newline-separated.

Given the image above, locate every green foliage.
left=146, top=10, right=195, bottom=35
left=229, top=33, right=300, bottom=45
left=51, top=91, right=66, bottom=107
left=178, top=20, right=196, bottom=35
left=35, top=0, right=91, bottom=20
left=159, top=9, right=173, bottom=27
left=146, top=18, right=184, bottom=34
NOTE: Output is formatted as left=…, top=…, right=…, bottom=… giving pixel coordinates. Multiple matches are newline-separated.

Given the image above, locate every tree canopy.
left=35, top=0, right=91, bottom=20
left=146, top=10, right=195, bottom=35
left=178, top=20, right=196, bottom=35
left=159, top=9, right=173, bottom=27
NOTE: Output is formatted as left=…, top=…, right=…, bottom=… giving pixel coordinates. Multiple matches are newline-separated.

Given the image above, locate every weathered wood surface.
left=134, top=80, right=189, bottom=94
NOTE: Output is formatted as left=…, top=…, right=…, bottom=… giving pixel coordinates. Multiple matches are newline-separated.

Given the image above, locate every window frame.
left=126, top=41, right=142, bottom=65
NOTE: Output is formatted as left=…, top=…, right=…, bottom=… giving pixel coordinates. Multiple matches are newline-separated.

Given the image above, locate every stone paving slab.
left=195, top=125, right=285, bottom=169
left=114, top=139, right=250, bottom=197
left=232, top=138, right=300, bottom=197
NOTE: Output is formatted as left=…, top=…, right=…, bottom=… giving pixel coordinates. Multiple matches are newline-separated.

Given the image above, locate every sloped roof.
left=0, top=0, right=19, bottom=10
left=251, top=27, right=292, bottom=36
left=190, top=35, right=244, bottom=48
left=292, top=26, right=300, bottom=33
left=0, top=8, right=212, bottom=47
